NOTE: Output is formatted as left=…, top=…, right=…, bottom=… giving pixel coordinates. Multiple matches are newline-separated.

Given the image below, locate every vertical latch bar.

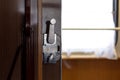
left=48, top=18, right=56, bottom=44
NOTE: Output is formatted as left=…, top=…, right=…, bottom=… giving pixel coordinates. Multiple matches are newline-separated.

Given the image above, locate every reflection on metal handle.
left=48, top=18, right=56, bottom=44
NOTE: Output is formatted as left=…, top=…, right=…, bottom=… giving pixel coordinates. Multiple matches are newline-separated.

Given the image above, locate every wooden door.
left=0, top=0, right=61, bottom=79
left=0, top=0, right=24, bottom=80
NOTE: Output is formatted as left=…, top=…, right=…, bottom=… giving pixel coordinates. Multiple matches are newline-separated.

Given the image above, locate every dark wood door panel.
left=0, top=0, right=25, bottom=79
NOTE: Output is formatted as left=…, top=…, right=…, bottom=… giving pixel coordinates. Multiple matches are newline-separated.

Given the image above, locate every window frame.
left=113, top=0, right=119, bottom=45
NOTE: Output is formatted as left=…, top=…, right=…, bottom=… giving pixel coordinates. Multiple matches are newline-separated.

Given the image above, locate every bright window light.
left=62, top=0, right=117, bottom=59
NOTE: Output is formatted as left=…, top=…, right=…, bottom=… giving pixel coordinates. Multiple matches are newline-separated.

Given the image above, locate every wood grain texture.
left=62, top=59, right=120, bottom=80
left=38, top=0, right=42, bottom=80
left=0, top=0, right=25, bottom=79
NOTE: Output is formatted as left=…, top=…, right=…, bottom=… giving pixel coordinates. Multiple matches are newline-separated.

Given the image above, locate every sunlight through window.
left=62, top=0, right=117, bottom=59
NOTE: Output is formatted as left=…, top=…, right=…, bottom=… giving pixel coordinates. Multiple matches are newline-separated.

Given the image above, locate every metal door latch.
left=43, top=18, right=60, bottom=63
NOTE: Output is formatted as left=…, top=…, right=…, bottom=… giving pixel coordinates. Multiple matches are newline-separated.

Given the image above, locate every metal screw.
left=50, top=18, right=56, bottom=25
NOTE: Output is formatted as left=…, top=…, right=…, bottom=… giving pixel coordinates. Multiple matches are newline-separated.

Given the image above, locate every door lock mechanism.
left=43, top=18, right=60, bottom=63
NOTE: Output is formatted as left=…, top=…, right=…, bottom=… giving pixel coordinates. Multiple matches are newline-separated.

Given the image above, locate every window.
left=62, top=0, right=118, bottom=59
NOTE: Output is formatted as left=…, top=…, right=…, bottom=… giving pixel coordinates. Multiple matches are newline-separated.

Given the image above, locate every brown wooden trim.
left=25, top=0, right=35, bottom=79
left=38, top=0, right=42, bottom=80
left=24, top=0, right=43, bottom=79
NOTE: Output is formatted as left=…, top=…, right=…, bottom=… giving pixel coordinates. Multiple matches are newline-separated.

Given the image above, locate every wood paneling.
left=38, top=0, right=42, bottom=79
left=0, top=0, right=25, bottom=80
left=62, top=59, right=120, bottom=80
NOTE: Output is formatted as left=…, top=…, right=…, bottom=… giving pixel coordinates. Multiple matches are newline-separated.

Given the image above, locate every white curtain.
left=62, top=0, right=117, bottom=59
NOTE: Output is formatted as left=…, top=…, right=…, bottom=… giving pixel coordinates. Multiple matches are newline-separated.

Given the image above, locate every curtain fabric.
left=62, top=0, right=117, bottom=59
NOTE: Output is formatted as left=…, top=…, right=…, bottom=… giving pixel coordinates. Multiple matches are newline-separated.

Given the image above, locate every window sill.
left=62, top=52, right=120, bottom=60
left=62, top=53, right=97, bottom=59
